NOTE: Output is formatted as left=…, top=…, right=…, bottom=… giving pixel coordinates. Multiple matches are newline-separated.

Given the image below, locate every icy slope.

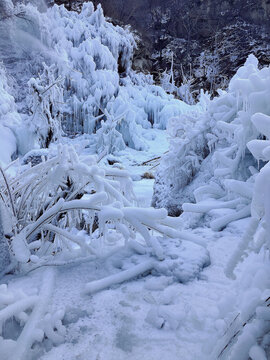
left=0, top=1, right=194, bottom=162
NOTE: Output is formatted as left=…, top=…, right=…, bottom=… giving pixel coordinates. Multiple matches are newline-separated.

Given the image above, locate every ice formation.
left=0, top=142, right=210, bottom=356
left=0, top=270, right=66, bottom=360
left=0, top=1, right=193, bottom=156
left=1, top=0, right=270, bottom=357
left=155, top=54, right=270, bottom=358
left=0, top=145, right=206, bottom=273
left=154, top=55, right=268, bottom=219
left=0, top=64, right=21, bottom=165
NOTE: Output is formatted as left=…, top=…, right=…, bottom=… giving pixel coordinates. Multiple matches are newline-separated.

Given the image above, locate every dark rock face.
left=89, top=0, right=270, bottom=96
left=56, top=0, right=270, bottom=98
left=90, top=0, right=270, bottom=39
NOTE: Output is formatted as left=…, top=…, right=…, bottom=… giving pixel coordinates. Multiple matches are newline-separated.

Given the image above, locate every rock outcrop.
left=54, top=0, right=270, bottom=98
left=91, top=0, right=270, bottom=96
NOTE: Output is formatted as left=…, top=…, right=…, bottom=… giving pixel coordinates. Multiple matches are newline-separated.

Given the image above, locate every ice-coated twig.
left=10, top=268, right=55, bottom=360
left=25, top=192, right=106, bottom=240
left=0, top=296, right=38, bottom=333
left=43, top=224, right=97, bottom=255
left=0, top=166, right=16, bottom=218
left=210, top=206, right=251, bottom=231
left=182, top=199, right=244, bottom=213
left=84, top=260, right=155, bottom=294
left=225, top=217, right=259, bottom=279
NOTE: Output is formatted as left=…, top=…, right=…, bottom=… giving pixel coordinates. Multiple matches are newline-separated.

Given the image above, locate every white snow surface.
left=0, top=2, right=270, bottom=359
left=1, top=185, right=249, bottom=360
left=0, top=129, right=258, bottom=360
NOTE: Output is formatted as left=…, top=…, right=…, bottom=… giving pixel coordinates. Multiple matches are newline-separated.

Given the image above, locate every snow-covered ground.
left=109, top=128, right=169, bottom=207
left=1, top=3, right=270, bottom=360
left=34, top=225, right=243, bottom=360
left=0, top=129, right=250, bottom=360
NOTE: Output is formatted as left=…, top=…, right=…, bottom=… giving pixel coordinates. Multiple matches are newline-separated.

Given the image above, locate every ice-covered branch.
left=84, top=260, right=155, bottom=294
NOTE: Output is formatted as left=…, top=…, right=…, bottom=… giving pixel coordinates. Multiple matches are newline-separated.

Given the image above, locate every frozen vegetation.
left=154, top=54, right=270, bottom=359
left=0, top=0, right=192, bottom=163
left=0, top=1, right=270, bottom=359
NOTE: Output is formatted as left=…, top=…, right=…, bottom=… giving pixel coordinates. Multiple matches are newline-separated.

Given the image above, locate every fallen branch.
left=141, top=156, right=162, bottom=166
left=10, top=269, right=54, bottom=360
left=84, top=260, right=155, bottom=294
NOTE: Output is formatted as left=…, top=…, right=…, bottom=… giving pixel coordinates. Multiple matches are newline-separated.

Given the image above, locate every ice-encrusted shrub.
left=0, top=270, right=66, bottom=360
left=211, top=252, right=270, bottom=360
left=0, top=145, right=203, bottom=277
left=153, top=55, right=270, bottom=223
left=5, top=2, right=193, bottom=154
left=154, top=56, right=270, bottom=356
left=0, top=146, right=209, bottom=358
left=159, top=55, right=195, bottom=105
left=210, top=114, right=270, bottom=360
left=0, top=63, right=21, bottom=165
left=94, top=108, right=126, bottom=154
left=27, top=63, right=64, bottom=148
left=152, top=91, right=211, bottom=215
left=178, top=55, right=270, bottom=231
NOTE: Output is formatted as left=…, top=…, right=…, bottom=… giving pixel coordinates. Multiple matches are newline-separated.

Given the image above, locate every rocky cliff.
left=54, top=0, right=270, bottom=98
left=91, top=0, right=270, bottom=98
